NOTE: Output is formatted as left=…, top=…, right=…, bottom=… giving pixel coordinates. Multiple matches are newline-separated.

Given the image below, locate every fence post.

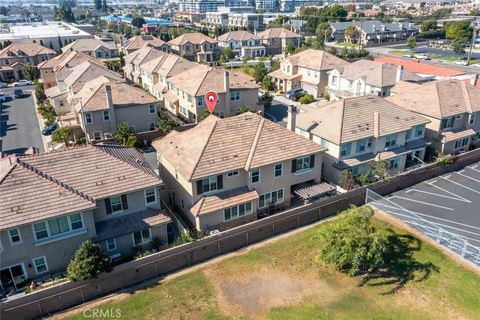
left=37, top=303, right=43, bottom=318
left=436, top=229, right=442, bottom=244
left=80, top=288, right=85, bottom=303
left=461, top=241, right=468, bottom=258
left=246, top=232, right=249, bottom=246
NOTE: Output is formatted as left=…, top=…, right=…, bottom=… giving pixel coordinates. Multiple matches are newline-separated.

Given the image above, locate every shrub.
left=436, top=153, right=456, bottom=166
left=67, top=241, right=112, bottom=281
left=299, top=94, right=315, bottom=104
left=322, top=91, right=330, bottom=101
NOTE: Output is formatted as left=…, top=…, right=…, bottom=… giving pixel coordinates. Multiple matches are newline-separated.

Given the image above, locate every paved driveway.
left=0, top=85, right=45, bottom=155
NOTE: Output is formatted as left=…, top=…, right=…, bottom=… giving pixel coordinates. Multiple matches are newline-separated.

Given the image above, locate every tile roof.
left=257, top=27, right=301, bottom=39
left=330, top=20, right=418, bottom=34
left=191, top=187, right=259, bottom=216
left=72, top=76, right=157, bottom=112
left=38, top=50, right=103, bottom=71
left=332, top=59, right=400, bottom=88
left=168, top=32, right=217, bottom=46
left=64, top=61, right=122, bottom=93
left=296, top=95, right=430, bottom=145
left=140, top=52, right=197, bottom=77
left=217, top=30, right=259, bottom=42
left=374, top=56, right=465, bottom=77
left=93, top=207, right=171, bottom=241
left=0, top=42, right=56, bottom=60
left=282, top=49, right=348, bottom=71
left=386, top=79, right=480, bottom=119
left=124, top=35, right=168, bottom=52
left=153, top=112, right=326, bottom=180
left=440, top=128, right=476, bottom=143
left=62, top=38, right=117, bottom=53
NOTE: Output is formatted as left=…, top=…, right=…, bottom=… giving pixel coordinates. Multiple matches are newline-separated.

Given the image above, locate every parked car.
left=472, top=63, right=480, bottom=68
left=13, top=89, right=24, bottom=98
left=0, top=82, right=8, bottom=88
left=0, top=92, right=8, bottom=102
left=454, top=60, right=468, bottom=66
left=286, top=88, right=305, bottom=101
left=414, top=54, right=430, bottom=60
left=42, top=122, right=58, bottom=135
left=402, top=53, right=414, bottom=58
left=13, top=80, right=32, bottom=87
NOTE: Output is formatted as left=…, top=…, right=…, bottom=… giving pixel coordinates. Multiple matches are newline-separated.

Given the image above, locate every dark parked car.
left=13, top=89, right=24, bottom=98
left=285, top=88, right=305, bottom=101
left=42, top=122, right=58, bottom=135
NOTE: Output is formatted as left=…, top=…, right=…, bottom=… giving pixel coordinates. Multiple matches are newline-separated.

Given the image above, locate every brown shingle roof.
left=124, top=44, right=165, bottom=66
left=275, top=49, right=348, bottom=72
left=333, top=59, right=400, bottom=88
left=168, top=32, right=217, bottom=46
left=386, top=79, right=480, bottom=119
left=64, top=61, right=122, bottom=93
left=153, top=113, right=326, bottom=180
left=296, top=95, right=430, bottom=145
left=217, top=30, right=259, bottom=42
left=62, top=38, right=117, bottom=53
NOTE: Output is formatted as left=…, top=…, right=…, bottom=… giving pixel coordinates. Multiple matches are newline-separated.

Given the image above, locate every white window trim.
left=110, top=195, right=124, bottom=213
left=295, top=156, right=313, bottom=175
left=227, top=170, right=239, bottom=178
left=251, top=168, right=261, bottom=184
left=274, top=162, right=283, bottom=178
left=144, top=188, right=157, bottom=206
left=149, top=122, right=156, bottom=131
left=93, top=131, right=102, bottom=141
left=33, top=256, right=49, bottom=275
left=8, top=228, right=23, bottom=246
left=103, top=110, right=110, bottom=122
left=132, top=228, right=152, bottom=246
left=258, top=188, right=285, bottom=209
left=106, top=238, right=117, bottom=252
left=32, top=213, right=86, bottom=243
left=148, top=104, right=156, bottom=114
left=84, top=112, right=93, bottom=124
left=223, top=202, right=253, bottom=222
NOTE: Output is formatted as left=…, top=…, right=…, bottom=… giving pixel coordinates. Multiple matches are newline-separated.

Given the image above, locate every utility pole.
left=467, top=22, right=478, bottom=66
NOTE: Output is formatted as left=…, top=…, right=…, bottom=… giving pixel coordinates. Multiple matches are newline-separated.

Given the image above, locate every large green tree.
left=157, top=113, right=180, bottom=134
left=406, top=36, right=416, bottom=52
left=52, top=126, right=71, bottom=146
left=344, top=25, right=358, bottom=42
left=67, top=241, right=112, bottom=281
left=316, top=206, right=390, bottom=276
left=315, top=22, right=332, bottom=41
left=114, top=122, right=137, bottom=146
left=131, top=17, right=146, bottom=28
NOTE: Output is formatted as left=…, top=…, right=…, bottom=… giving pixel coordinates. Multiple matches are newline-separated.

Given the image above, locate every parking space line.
left=389, top=196, right=454, bottom=211
left=466, top=165, right=480, bottom=173
left=396, top=209, right=480, bottom=231
left=406, top=185, right=470, bottom=203
left=457, top=170, right=480, bottom=183
left=441, top=176, right=480, bottom=195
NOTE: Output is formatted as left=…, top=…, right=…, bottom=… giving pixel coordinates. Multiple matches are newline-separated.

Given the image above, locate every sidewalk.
left=31, top=89, right=53, bottom=151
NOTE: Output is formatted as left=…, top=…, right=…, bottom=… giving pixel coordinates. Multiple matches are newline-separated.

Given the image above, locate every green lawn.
left=64, top=212, right=480, bottom=320
left=336, top=42, right=359, bottom=48
left=388, top=49, right=410, bottom=56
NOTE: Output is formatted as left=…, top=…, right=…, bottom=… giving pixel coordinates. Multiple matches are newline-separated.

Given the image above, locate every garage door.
left=302, top=84, right=317, bottom=96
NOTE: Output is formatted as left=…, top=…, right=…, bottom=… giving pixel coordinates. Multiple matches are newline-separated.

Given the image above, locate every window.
left=454, top=137, right=469, bottom=149
left=33, top=257, right=48, bottom=274
left=356, top=139, right=369, bottom=153
left=224, top=202, right=252, bottom=221
left=145, top=188, right=157, bottom=204
left=84, top=112, right=93, bottom=124
left=384, top=134, right=397, bottom=148
left=93, top=131, right=101, bottom=141
left=59, top=100, right=64, bottom=107
left=251, top=168, right=260, bottom=183
left=110, top=195, right=123, bottom=213
left=388, top=158, right=399, bottom=169
left=415, top=126, right=424, bottom=137
left=295, top=156, right=312, bottom=173
left=149, top=104, right=156, bottom=114
left=441, top=117, right=454, bottom=130
left=103, top=110, right=110, bottom=121
left=340, top=143, right=351, bottom=157
left=196, top=175, right=223, bottom=194
left=197, top=96, right=203, bottom=107
left=180, top=105, right=188, bottom=117
left=227, top=170, right=239, bottom=177
left=33, top=213, right=84, bottom=241
left=470, top=113, right=477, bottom=125
left=331, top=75, right=338, bottom=86
left=149, top=122, right=156, bottom=131
left=133, top=228, right=151, bottom=246
left=274, top=163, right=283, bottom=177
left=8, top=228, right=22, bottom=244
left=405, top=130, right=411, bottom=141
left=259, top=189, right=284, bottom=208
left=106, top=238, right=117, bottom=251
left=230, top=91, right=240, bottom=101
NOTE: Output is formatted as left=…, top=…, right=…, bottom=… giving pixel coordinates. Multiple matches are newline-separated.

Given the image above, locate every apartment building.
left=38, top=50, right=105, bottom=89
left=0, top=145, right=170, bottom=293
left=217, top=31, right=266, bottom=58
left=68, top=76, right=160, bottom=142
left=45, top=60, right=122, bottom=113
left=0, top=42, right=56, bottom=82
left=168, top=33, right=219, bottom=63
left=179, top=0, right=225, bottom=13
left=268, top=49, right=347, bottom=97
left=124, top=44, right=165, bottom=83
left=387, top=80, right=480, bottom=155
left=153, top=112, right=326, bottom=232
left=326, top=59, right=423, bottom=100
left=163, top=66, right=261, bottom=122
left=294, top=96, right=430, bottom=185
left=256, top=27, right=301, bottom=55
left=256, top=0, right=279, bottom=12
left=122, top=35, right=171, bottom=55
left=61, top=39, right=119, bottom=59
left=330, top=21, right=419, bottom=47
left=228, top=13, right=265, bottom=31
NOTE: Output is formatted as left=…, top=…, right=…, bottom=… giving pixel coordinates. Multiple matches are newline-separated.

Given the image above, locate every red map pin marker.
left=204, top=91, right=218, bottom=113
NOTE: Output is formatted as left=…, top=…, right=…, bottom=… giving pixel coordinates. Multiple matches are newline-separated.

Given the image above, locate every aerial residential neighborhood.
left=1, top=0, right=480, bottom=319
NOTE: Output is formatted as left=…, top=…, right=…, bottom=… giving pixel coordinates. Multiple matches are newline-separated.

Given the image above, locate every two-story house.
left=217, top=31, right=266, bottom=58
left=256, top=27, right=301, bottom=55
left=122, top=35, right=171, bottom=55
left=387, top=80, right=480, bottom=155
left=326, top=60, right=423, bottom=100
left=0, top=42, right=56, bottom=82
left=163, top=66, right=261, bottom=122
left=168, top=33, right=219, bottom=63
left=61, top=39, right=119, bottom=59
left=123, top=44, right=165, bottom=84
left=268, top=49, right=347, bottom=97
left=69, top=76, right=160, bottom=142
left=293, top=96, right=430, bottom=184
left=152, top=112, right=326, bottom=232
left=0, top=145, right=171, bottom=293
left=38, top=50, right=105, bottom=89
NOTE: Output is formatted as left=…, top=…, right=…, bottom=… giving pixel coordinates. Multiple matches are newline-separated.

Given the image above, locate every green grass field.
left=388, top=50, right=410, bottom=56
left=63, top=212, right=480, bottom=320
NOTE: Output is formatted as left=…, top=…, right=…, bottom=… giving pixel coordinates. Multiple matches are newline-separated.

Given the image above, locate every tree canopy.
left=67, top=241, right=113, bottom=281
left=114, top=122, right=137, bottom=147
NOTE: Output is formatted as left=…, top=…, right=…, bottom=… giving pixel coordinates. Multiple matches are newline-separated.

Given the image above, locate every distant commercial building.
left=256, top=0, right=280, bottom=12
left=280, top=0, right=315, bottom=12
left=179, top=0, right=226, bottom=14
left=0, top=22, right=93, bottom=52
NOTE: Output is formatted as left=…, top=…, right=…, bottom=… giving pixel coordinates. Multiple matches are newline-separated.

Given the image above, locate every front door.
left=1, top=264, right=27, bottom=293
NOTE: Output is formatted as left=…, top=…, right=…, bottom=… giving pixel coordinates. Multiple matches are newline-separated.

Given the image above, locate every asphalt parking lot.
left=0, top=85, right=45, bottom=155
left=386, top=162, right=480, bottom=246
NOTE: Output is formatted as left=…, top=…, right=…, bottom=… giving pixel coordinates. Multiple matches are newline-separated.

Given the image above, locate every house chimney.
left=105, top=84, right=117, bottom=130
left=396, top=65, right=403, bottom=82
left=373, top=111, right=380, bottom=138
left=224, top=71, right=231, bottom=115
left=287, top=105, right=297, bottom=132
